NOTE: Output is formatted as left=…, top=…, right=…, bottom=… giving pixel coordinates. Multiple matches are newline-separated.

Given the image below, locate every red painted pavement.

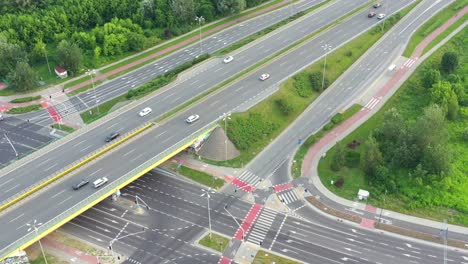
left=234, top=203, right=262, bottom=240
left=360, top=218, right=375, bottom=229
left=42, top=102, right=61, bottom=122
left=231, top=178, right=256, bottom=193
left=42, top=237, right=96, bottom=264
left=365, top=205, right=377, bottom=214
left=64, top=0, right=291, bottom=94
left=218, top=256, right=232, bottom=264
left=273, top=182, right=294, bottom=193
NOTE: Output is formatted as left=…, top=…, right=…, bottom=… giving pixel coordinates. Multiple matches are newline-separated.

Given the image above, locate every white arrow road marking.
left=463, top=256, right=468, bottom=260
left=403, top=254, right=421, bottom=259
left=341, top=257, right=359, bottom=262
left=104, top=217, right=119, bottom=224
left=405, top=243, right=420, bottom=250
left=88, top=235, right=103, bottom=242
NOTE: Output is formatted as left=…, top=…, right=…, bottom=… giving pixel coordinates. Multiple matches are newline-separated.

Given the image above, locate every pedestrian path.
left=403, top=57, right=417, bottom=68
left=363, top=96, right=381, bottom=110
left=231, top=170, right=262, bottom=193
left=273, top=182, right=294, bottom=193
left=233, top=203, right=262, bottom=241
left=277, top=189, right=299, bottom=205
left=246, top=208, right=277, bottom=245
left=218, top=256, right=232, bottom=264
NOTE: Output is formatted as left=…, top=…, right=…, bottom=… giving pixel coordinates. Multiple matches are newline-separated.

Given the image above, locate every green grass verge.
left=163, top=161, right=225, bottom=189
left=403, top=0, right=468, bottom=57
left=80, top=95, right=128, bottom=124
left=51, top=123, right=76, bottom=133
left=318, top=29, right=468, bottom=225
left=10, top=95, right=41, bottom=103
left=198, top=233, right=229, bottom=253
left=201, top=3, right=416, bottom=168
left=29, top=253, right=65, bottom=264
left=0, top=87, right=16, bottom=96
left=291, top=104, right=362, bottom=178
left=6, top=104, right=42, bottom=114
left=253, top=250, right=302, bottom=264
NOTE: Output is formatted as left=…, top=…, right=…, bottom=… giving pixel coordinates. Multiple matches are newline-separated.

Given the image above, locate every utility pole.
left=195, top=16, right=205, bottom=57
left=27, top=220, right=48, bottom=264
left=321, top=44, right=332, bottom=91
left=4, top=133, right=18, bottom=157
left=222, top=112, right=231, bottom=161
left=201, top=189, right=215, bottom=239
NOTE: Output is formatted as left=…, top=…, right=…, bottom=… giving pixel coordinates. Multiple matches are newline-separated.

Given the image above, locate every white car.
left=259, top=73, right=270, bottom=81
left=185, top=114, right=200, bottom=124
left=93, top=177, right=108, bottom=188
left=377, top=13, right=386, bottom=19
left=139, top=107, right=152, bottom=117
left=223, top=56, right=234, bottom=64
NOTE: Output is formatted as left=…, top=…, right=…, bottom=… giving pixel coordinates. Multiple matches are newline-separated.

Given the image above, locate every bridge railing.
left=0, top=119, right=219, bottom=260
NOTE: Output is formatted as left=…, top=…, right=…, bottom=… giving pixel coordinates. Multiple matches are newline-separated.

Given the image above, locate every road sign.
left=298, top=139, right=302, bottom=145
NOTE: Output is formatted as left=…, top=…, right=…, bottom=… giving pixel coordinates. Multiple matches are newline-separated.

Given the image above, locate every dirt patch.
left=375, top=223, right=468, bottom=250
left=305, top=196, right=361, bottom=223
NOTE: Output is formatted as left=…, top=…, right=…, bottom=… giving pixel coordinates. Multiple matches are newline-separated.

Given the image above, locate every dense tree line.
left=0, top=0, right=268, bottom=91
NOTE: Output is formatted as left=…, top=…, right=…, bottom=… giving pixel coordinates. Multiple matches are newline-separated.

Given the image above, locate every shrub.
left=275, top=98, right=294, bottom=115
left=463, top=127, right=468, bottom=141
left=331, top=113, right=344, bottom=124
left=440, top=51, right=459, bottom=74
left=294, top=73, right=312, bottom=98
left=309, top=72, right=323, bottom=92
left=334, top=178, right=344, bottom=188
left=345, top=50, right=353, bottom=57
left=228, top=113, right=278, bottom=151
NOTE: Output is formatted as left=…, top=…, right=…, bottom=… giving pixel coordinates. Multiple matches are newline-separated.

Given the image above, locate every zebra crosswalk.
left=247, top=208, right=277, bottom=245
left=237, top=170, right=263, bottom=186
left=277, top=189, right=299, bottom=205
left=54, top=100, right=79, bottom=118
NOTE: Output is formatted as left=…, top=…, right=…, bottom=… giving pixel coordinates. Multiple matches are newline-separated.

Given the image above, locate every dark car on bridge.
left=72, top=179, right=89, bottom=190
left=105, top=132, right=120, bottom=142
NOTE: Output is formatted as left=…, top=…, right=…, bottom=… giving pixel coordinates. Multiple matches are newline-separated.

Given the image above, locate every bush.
left=331, top=113, right=344, bottom=124
left=463, top=127, right=468, bottom=141
left=309, top=72, right=323, bottom=92
left=334, top=178, right=344, bottom=188
left=345, top=50, right=353, bottom=57
left=228, top=113, right=278, bottom=151
left=275, top=98, right=294, bottom=115
left=10, top=95, right=41, bottom=103
left=440, top=51, right=459, bottom=74
left=293, top=73, right=313, bottom=97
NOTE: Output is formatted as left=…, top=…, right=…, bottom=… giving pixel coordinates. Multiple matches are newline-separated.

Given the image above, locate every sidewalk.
left=301, top=6, right=468, bottom=234
left=0, top=0, right=291, bottom=112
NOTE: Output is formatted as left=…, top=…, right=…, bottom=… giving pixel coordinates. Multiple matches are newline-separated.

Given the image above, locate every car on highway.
left=223, top=56, right=234, bottom=64
left=93, top=177, right=108, bottom=188
left=368, top=12, right=376, bottom=18
left=139, top=107, right=152, bottom=117
left=105, top=132, right=120, bottom=142
left=377, top=13, right=386, bottom=19
left=373, top=3, right=382, bottom=8
left=72, top=179, right=89, bottom=190
left=185, top=114, right=200, bottom=124
left=259, top=73, right=270, bottom=81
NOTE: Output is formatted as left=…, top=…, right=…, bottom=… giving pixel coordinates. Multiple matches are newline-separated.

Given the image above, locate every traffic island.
left=197, top=232, right=230, bottom=253
left=253, top=250, right=302, bottom=264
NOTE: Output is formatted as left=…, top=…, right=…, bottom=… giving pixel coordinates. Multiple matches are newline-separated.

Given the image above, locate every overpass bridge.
left=0, top=120, right=218, bottom=261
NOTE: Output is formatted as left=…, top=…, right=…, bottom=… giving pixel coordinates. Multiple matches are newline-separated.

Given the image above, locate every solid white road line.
left=51, top=189, right=66, bottom=199
left=9, top=213, right=24, bottom=223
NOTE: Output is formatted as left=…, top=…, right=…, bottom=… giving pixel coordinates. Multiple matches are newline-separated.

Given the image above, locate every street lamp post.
left=4, top=133, right=18, bottom=157
left=195, top=16, right=205, bottom=57
left=224, top=205, right=245, bottom=241
left=201, top=188, right=216, bottom=239
left=222, top=112, right=231, bottom=161
left=27, top=220, right=48, bottom=264
left=321, top=44, right=332, bottom=91
left=86, top=69, right=99, bottom=114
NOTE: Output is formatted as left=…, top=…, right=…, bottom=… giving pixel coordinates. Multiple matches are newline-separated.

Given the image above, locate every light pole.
left=442, top=220, right=448, bottom=264
left=222, top=112, right=231, bottom=161
left=321, top=44, right=332, bottom=91
left=201, top=188, right=216, bottom=239
left=86, top=69, right=99, bottom=114
left=378, top=189, right=387, bottom=225
left=4, top=133, right=18, bottom=157
left=224, top=205, right=245, bottom=241
left=27, top=220, right=48, bottom=264
left=195, top=16, right=205, bottom=57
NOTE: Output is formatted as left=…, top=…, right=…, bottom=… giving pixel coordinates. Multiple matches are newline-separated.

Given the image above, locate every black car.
left=105, top=132, right=120, bottom=142
left=373, top=3, right=382, bottom=8
left=72, top=179, right=89, bottom=190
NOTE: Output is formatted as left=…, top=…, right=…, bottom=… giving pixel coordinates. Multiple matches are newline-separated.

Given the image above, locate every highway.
left=0, top=0, right=364, bottom=203
left=60, top=169, right=468, bottom=264
left=0, top=0, right=421, bottom=257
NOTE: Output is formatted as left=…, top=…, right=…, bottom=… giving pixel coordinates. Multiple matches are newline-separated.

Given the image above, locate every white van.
left=93, top=177, right=108, bottom=188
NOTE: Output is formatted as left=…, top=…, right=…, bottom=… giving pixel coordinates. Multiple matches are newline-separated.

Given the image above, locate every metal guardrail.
left=0, top=119, right=218, bottom=260
left=0, top=122, right=153, bottom=211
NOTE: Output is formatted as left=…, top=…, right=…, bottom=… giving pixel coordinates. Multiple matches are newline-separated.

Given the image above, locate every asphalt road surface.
left=0, top=0, right=367, bottom=206
left=61, top=169, right=468, bottom=264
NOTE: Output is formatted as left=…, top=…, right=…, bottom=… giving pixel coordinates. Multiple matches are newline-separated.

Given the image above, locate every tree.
left=422, top=144, right=451, bottom=176
left=430, top=81, right=454, bottom=110
left=360, top=135, right=383, bottom=179
left=309, top=72, right=328, bottom=92
left=170, top=0, right=198, bottom=23
left=412, top=104, right=448, bottom=154
left=275, top=98, right=294, bottom=115
left=421, top=68, right=440, bottom=88
left=7, top=61, right=38, bottom=92
left=125, top=32, right=146, bottom=51
left=447, top=93, right=459, bottom=120
left=440, top=51, right=458, bottom=74
left=56, top=40, right=82, bottom=74
left=216, top=0, right=246, bottom=15
left=331, top=142, right=346, bottom=171
left=0, top=36, right=28, bottom=78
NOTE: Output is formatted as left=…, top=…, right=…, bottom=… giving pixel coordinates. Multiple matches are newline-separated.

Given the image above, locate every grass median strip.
left=0, top=123, right=153, bottom=212
left=51, top=123, right=76, bottom=133
left=6, top=104, right=42, bottom=114
left=198, top=233, right=229, bottom=253
left=10, top=96, right=41, bottom=103
left=162, top=162, right=224, bottom=189
left=253, top=250, right=302, bottom=264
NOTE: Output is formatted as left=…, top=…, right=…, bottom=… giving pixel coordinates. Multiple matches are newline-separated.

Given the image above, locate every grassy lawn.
left=29, top=253, right=66, bottom=264
left=6, top=104, right=42, bottom=114
left=318, top=29, right=468, bottom=225
left=80, top=95, right=128, bottom=124
left=253, top=250, right=302, bottom=264
left=198, top=233, right=229, bottom=253
left=292, top=104, right=362, bottom=178
left=51, top=123, right=76, bottom=133
left=10, top=95, right=41, bottom=103
left=202, top=4, right=415, bottom=168
left=403, top=0, right=467, bottom=57
left=163, top=162, right=225, bottom=189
